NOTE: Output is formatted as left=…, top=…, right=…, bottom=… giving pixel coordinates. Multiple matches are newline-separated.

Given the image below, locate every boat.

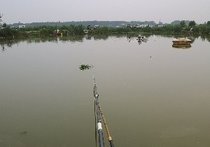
left=172, top=38, right=192, bottom=45
left=172, top=38, right=192, bottom=48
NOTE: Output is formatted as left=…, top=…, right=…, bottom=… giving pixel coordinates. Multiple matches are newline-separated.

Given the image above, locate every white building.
left=18, top=24, right=26, bottom=28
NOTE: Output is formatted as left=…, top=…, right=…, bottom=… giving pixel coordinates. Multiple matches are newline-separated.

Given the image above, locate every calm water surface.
left=0, top=36, right=210, bottom=147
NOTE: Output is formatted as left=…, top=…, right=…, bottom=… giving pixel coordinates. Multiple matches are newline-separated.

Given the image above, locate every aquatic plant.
left=79, top=64, right=92, bottom=71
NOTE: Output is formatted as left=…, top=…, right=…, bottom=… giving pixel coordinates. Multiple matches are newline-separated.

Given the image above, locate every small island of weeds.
left=79, top=64, right=93, bottom=71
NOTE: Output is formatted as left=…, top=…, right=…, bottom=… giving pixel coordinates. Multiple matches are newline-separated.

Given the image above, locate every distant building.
left=157, top=24, right=164, bottom=27
left=9, top=22, right=26, bottom=29
left=157, top=21, right=164, bottom=27
left=94, top=25, right=100, bottom=28
left=18, top=24, right=26, bottom=28
left=139, top=24, right=149, bottom=28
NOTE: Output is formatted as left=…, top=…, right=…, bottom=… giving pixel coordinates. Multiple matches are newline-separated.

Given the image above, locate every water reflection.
left=0, top=35, right=209, bottom=49
left=207, top=37, right=210, bottom=42
left=85, top=35, right=92, bottom=40
left=126, top=35, right=149, bottom=45
left=0, top=39, right=19, bottom=48
left=127, top=36, right=131, bottom=42
left=93, top=35, right=109, bottom=40
left=1, top=45, right=5, bottom=52
left=200, top=35, right=210, bottom=42
left=172, top=44, right=191, bottom=49
left=27, top=37, right=60, bottom=43
left=60, top=36, right=84, bottom=42
left=0, top=36, right=85, bottom=48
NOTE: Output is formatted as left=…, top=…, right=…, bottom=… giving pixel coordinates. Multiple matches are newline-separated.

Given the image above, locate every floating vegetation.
left=79, top=64, right=93, bottom=71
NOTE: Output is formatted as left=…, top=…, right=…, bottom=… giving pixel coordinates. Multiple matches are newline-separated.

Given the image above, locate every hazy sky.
left=1, top=0, right=209, bottom=24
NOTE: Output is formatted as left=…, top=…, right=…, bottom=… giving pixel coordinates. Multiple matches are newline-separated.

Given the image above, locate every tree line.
left=1, top=21, right=210, bottom=39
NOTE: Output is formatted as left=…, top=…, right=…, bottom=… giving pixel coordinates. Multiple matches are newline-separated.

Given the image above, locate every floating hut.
left=172, top=38, right=192, bottom=48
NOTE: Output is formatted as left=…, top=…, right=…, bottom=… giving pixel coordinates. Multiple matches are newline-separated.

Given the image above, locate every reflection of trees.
left=0, top=36, right=85, bottom=48
left=26, top=37, right=60, bottom=43
left=0, top=35, right=109, bottom=48
left=85, top=35, right=92, bottom=40
left=1, top=44, right=5, bottom=52
left=93, top=35, right=109, bottom=40
left=0, top=39, right=20, bottom=48
left=200, top=36, right=206, bottom=41
left=60, top=36, right=84, bottom=42
left=206, top=36, right=210, bottom=42
left=200, top=35, right=210, bottom=42
left=0, top=34, right=210, bottom=49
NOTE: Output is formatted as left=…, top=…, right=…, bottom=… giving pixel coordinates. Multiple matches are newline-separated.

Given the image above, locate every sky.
left=1, top=0, right=210, bottom=24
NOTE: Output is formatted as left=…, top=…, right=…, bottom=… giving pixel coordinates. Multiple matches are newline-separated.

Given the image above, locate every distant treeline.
left=1, top=20, right=210, bottom=39
left=10, top=21, right=157, bottom=28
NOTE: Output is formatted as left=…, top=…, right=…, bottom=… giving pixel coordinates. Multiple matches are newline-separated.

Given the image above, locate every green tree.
left=3, top=23, right=7, bottom=28
left=180, top=21, right=186, bottom=27
left=206, top=22, right=210, bottom=34
left=189, top=21, right=196, bottom=27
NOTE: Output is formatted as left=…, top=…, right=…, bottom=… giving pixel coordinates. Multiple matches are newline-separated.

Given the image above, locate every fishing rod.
left=93, top=78, right=115, bottom=147
left=94, top=79, right=105, bottom=147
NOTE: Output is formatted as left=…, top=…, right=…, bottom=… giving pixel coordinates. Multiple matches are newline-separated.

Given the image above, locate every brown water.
left=0, top=36, right=210, bottom=147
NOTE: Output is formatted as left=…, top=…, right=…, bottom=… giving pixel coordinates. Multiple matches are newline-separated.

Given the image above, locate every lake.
left=0, top=35, right=210, bottom=147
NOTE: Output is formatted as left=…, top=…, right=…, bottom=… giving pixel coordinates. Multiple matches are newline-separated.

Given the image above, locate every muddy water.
left=0, top=36, right=210, bottom=147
